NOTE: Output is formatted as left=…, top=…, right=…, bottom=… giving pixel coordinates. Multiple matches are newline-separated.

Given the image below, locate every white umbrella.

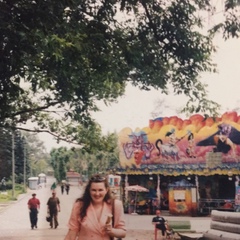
left=125, top=185, right=149, bottom=192
left=125, top=185, right=149, bottom=214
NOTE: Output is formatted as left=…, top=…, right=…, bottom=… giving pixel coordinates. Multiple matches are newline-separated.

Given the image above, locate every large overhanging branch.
left=5, top=125, right=83, bottom=147
left=140, top=1, right=161, bottom=44
left=0, top=100, right=62, bottom=121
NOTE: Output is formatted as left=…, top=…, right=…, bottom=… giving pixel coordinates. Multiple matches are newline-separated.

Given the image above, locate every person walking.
left=51, top=182, right=57, bottom=191
left=64, top=173, right=126, bottom=240
left=27, top=193, right=40, bottom=230
left=47, top=191, right=60, bottom=229
left=1, top=177, right=6, bottom=191
left=61, top=184, right=65, bottom=195
left=65, top=183, right=70, bottom=195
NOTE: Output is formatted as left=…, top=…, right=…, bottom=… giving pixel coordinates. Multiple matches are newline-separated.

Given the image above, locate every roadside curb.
left=0, top=202, right=14, bottom=213
left=0, top=191, right=29, bottom=214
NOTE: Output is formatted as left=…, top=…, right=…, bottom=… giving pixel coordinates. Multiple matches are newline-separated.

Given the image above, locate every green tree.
left=0, top=129, right=25, bottom=183
left=65, top=148, right=90, bottom=175
left=210, top=0, right=240, bottom=39
left=49, top=132, right=119, bottom=179
left=14, top=131, right=24, bottom=183
left=0, top=129, right=49, bottom=182
left=50, top=147, right=70, bottom=182
left=0, top=128, right=12, bottom=181
left=22, top=132, right=49, bottom=177
left=1, top=0, right=239, bottom=144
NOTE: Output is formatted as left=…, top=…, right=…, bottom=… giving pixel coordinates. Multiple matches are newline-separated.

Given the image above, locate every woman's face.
left=90, top=182, right=108, bottom=204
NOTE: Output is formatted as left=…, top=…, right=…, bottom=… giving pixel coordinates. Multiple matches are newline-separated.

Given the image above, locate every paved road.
left=0, top=177, right=211, bottom=240
left=0, top=177, right=80, bottom=240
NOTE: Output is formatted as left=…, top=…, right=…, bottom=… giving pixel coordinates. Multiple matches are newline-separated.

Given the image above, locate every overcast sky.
left=91, top=37, right=240, bottom=133
left=39, top=35, right=240, bottom=152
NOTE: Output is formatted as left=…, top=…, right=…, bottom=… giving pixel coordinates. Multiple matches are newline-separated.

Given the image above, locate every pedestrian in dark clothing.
left=152, top=209, right=167, bottom=238
left=61, top=184, right=64, bottom=194
left=27, top=193, right=40, bottom=230
left=47, top=191, right=60, bottom=229
left=65, top=184, right=70, bottom=195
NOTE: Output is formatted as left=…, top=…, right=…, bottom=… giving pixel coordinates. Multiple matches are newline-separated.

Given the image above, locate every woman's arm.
left=109, top=227, right=126, bottom=238
left=64, top=201, right=81, bottom=240
left=64, top=230, right=78, bottom=240
left=111, top=200, right=127, bottom=238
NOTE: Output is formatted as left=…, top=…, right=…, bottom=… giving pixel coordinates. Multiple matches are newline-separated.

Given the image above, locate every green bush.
left=0, top=193, right=9, bottom=201
left=168, top=221, right=191, bottom=230
left=7, top=183, right=12, bottom=189
left=15, top=184, right=25, bottom=192
left=0, top=184, right=25, bottom=202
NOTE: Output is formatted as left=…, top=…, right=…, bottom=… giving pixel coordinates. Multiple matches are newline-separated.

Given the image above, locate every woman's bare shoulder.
left=73, top=199, right=83, bottom=209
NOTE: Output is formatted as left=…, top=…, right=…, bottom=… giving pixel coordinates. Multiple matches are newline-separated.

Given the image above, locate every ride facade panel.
left=117, top=111, right=240, bottom=215
left=118, top=111, right=240, bottom=176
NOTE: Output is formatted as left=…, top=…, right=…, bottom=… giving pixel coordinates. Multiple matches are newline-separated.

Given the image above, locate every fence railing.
left=198, top=198, right=235, bottom=214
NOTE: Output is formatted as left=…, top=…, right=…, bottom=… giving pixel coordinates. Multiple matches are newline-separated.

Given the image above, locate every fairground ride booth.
left=66, top=169, right=81, bottom=186
left=116, top=111, right=240, bottom=216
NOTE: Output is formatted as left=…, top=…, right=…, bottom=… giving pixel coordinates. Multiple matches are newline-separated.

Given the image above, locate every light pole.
left=12, top=129, right=15, bottom=199
left=23, top=136, right=26, bottom=190
left=30, top=153, right=34, bottom=176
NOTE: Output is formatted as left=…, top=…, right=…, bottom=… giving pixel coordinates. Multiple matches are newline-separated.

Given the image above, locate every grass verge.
left=0, top=184, right=26, bottom=202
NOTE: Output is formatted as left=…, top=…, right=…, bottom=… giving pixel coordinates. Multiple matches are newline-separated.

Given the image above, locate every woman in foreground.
left=64, top=174, right=126, bottom=240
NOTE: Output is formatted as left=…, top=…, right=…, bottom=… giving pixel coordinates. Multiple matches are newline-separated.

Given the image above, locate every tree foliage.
left=0, top=129, right=27, bottom=183
left=211, top=0, right=240, bottom=39
left=50, top=132, right=119, bottom=179
left=0, top=129, right=49, bottom=182
left=24, top=132, right=50, bottom=176
left=50, top=147, right=70, bottom=182
left=1, top=0, right=239, bottom=145
left=0, top=128, right=12, bottom=180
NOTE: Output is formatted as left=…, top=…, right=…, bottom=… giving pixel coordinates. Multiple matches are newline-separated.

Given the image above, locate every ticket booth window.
left=174, top=190, right=186, bottom=202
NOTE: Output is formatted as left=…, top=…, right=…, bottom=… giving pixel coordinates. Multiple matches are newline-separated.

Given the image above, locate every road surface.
left=0, top=177, right=210, bottom=240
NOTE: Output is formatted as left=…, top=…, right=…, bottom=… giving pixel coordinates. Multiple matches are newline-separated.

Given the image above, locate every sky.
left=91, top=37, right=240, bottom=133
left=39, top=36, right=240, bottom=152
left=37, top=2, right=240, bottom=151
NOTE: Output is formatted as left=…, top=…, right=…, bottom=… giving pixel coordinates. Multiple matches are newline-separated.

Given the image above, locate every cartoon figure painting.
left=123, top=132, right=154, bottom=162
left=133, top=149, right=144, bottom=167
left=155, top=129, right=190, bottom=161
left=186, top=132, right=196, bottom=158
left=119, top=112, right=240, bottom=168
left=197, top=123, right=240, bottom=156
left=155, top=129, right=179, bottom=161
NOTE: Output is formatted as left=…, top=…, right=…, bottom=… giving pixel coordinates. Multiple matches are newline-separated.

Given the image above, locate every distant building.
left=66, top=169, right=81, bottom=185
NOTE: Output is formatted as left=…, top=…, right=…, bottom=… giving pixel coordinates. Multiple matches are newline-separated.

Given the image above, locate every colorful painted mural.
left=118, top=111, right=240, bottom=175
